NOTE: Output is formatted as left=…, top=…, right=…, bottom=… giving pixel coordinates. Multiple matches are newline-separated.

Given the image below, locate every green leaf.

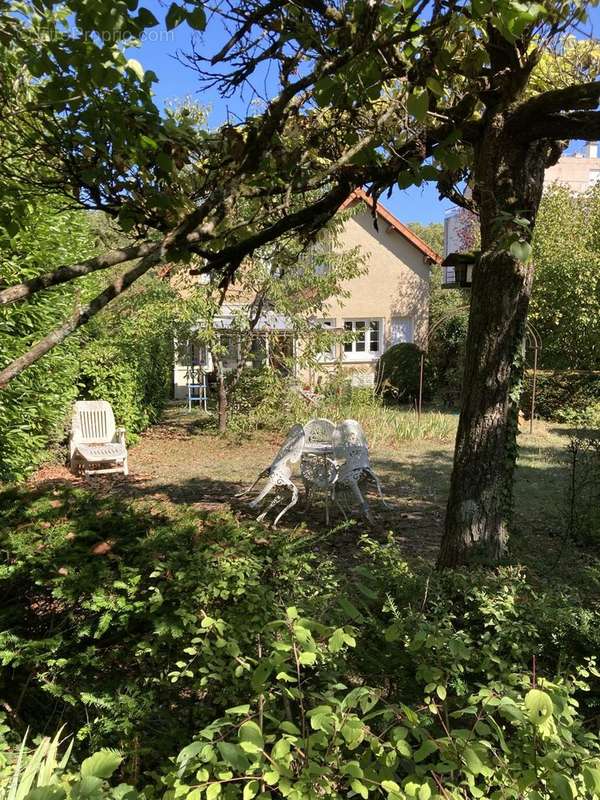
left=524, top=688, right=553, bottom=725
left=206, top=784, right=222, bottom=800
left=413, top=740, right=438, bottom=763
left=243, top=782, right=259, bottom=800
left=186, top=6, right=206, bottom=30
left=81, top=750, right=123, bottom=779
left=26, top=788, right=67, bottom=800
left=165, top=3, right=187, bottom=29
left=239, top=721, right=264, bottom=753
left=350, top=779, right=369, bottom=799
left=463, top=746, right=483, bottom=775
left=225, top=704, right=251, bottom=716
left=338, top=597, right=363, bottom=621
left=70, top=777, right=104, bottom=800
left=407, top=89, right=429, bottom=122
left=217, top=742, right=250, bottom=772
left=329, top=628, right=345, bottom=652
left=583, top=766, right=600, bottom=795
left=509, top=240, right=532, bottom=262
left=126, top=59, right=145, bottom=81
left=251, top=661, right=272, bottom=691
left=549, top=772, right=576, bottom=800
left=426, top=77, right=443, bottom=96
left=136, top=7, right=159, bottom=27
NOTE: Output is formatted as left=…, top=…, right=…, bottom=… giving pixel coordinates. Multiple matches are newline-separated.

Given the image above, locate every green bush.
left=0, top=201, right=97, bottom=481
left=0, top=485, right=338, bottom=764
left=375, top=343, right=436, bottom=404
left=78, top=333, right=172, bottom=443
left=228, top=369, right=307, bottom=436
left=4, top=480, right=600, bottom=796
left=521, top=370, right=600, bottom=422
left=428, top=316, right=468, bottom=407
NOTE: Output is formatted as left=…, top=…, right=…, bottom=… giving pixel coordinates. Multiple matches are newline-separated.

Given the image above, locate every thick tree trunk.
left=437, top=126, right=551, bottom=568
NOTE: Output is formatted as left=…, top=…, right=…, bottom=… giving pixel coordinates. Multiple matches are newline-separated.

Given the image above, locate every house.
left=173, top=188, right=441, bottom=401
left=304, top=188, right=440, bottom=386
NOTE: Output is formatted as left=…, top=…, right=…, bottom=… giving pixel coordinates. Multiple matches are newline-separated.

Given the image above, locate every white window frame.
left=342, top=318, right=382, bottom=362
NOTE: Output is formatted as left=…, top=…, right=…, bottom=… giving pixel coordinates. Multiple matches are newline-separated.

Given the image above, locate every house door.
left=390, top=317, right=414, bottom=345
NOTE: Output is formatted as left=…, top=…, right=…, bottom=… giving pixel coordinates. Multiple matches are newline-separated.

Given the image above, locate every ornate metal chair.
left=300, top=418, right=336, bottom=524
left=238, top=424, right=305, bottom=527
left=332, top=419, right=387, bottom=522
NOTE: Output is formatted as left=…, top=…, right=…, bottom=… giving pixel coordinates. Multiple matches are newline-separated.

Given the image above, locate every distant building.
left=544, top=142, right=600, bottom=191
left=442, top=142, right=600, bottom=287
left=173, top=189, right=441, bottom=402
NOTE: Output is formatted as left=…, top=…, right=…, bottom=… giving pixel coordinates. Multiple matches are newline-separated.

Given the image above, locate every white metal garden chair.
left=300, top=418, right=337, bottom=524
left=69, top=401, right=129, bottom=476
left=238, top=423, right=305, bottom=527
left=331, top=419, right=387, bottom=522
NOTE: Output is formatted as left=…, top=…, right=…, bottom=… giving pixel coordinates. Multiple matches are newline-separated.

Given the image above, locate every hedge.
left=375, top=342, right=436, bottom=404
left=521, top=370, right=600, bottom=422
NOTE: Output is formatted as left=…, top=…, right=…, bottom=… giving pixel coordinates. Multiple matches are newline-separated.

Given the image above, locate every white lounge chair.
left=69, top=400, right=128, bottom=476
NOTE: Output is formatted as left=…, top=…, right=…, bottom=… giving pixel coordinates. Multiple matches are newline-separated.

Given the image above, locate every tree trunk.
left=437, top=125, right=552, bottom=568
left=212, top=352, right=229, bottom=433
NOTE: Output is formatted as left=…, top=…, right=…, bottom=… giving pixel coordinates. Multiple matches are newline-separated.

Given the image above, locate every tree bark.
left=212, top=352, right=229, bottom=433
left=437, top=123, right=551, bottom=568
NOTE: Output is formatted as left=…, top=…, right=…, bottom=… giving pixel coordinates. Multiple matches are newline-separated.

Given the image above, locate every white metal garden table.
left=300, top=441, right=338, bottom=525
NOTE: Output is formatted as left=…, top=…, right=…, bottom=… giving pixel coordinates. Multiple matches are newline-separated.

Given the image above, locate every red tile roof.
left=339, top=187, right=442, bottom=264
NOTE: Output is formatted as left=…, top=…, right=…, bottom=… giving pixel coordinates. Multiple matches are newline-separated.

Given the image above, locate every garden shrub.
left=521, top=370, right=600, bottom=422
left=375, top=343, right=436, bottom=404
left=228, top=369, right=307, bottom=436
left=428, top=316, right=468, bottom=407
left=78, top=331, right=172, bottom=443
left=0, top=484, right=339, bottom=765
left=0, top=201, right=97, bottom=481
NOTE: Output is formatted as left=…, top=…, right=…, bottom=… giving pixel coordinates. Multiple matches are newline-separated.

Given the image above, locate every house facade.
left=173, top=189, right=440, bottom=400
left=304, top=188, right=440, bottom=386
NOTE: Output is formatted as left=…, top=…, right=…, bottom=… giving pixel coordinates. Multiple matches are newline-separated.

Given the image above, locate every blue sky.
left=127, top=2, right=600, bottom=225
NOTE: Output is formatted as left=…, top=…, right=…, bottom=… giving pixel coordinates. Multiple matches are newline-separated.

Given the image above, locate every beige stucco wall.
left=303, top=208, right=431, bottom=386
left=544, top=155, right=600, bottom=193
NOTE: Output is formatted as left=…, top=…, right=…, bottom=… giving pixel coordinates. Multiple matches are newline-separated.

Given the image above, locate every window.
left=390, top=317, right=414, bottom=345
left=343, top=319, right=381, bottom=359
left=317, top=319, right=336, bottom=360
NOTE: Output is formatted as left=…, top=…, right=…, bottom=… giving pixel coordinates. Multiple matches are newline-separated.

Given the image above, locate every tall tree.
left=2, top=0, right=600, bottom=565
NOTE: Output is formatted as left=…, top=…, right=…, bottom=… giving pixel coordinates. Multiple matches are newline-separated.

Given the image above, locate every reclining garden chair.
left=69, top=400, right=128, bottom=476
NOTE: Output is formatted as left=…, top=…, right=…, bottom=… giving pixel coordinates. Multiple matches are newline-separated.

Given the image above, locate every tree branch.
left=513, top=109, right=600, bottom=142
left=507, top=81, right=600, bottom=140
left=0, top=251, right=161, bottom=388
left=0, top=240, right=162, bottom=306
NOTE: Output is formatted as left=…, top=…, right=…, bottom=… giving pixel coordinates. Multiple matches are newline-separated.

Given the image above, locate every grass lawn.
left=13, top=403, right=595, bottom=585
